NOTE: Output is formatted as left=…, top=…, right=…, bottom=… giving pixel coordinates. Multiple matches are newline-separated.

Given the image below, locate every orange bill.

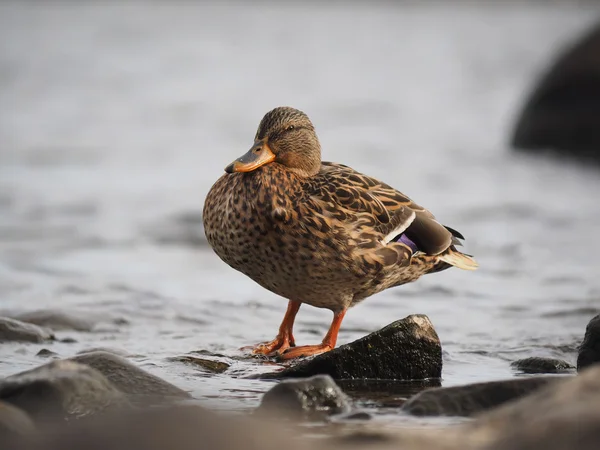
left=225, top=140, right=275, bottom=173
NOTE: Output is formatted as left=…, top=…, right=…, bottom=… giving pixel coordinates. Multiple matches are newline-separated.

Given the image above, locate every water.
left=1, top=1, right=599, bottom=425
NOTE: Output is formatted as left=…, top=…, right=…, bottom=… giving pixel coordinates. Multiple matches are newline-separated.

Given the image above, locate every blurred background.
left=1, top=0, right=599, bottom=423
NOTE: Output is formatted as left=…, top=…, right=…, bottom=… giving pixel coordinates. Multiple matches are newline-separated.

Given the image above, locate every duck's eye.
left=286, top=125, right=295, bottom=131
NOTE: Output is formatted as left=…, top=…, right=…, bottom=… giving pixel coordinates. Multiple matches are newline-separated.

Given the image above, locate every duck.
left=203, top=106, right=477, bottom=360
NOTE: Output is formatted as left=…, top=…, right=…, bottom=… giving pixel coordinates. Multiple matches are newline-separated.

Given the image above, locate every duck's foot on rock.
left=242, top=334, right=295, bottom=356
left=253, top=314, right=442, bottom=381
left=278, top=344, right=332, bottom=360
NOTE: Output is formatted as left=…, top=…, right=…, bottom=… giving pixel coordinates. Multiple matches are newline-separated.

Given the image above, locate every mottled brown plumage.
left=203, top=106, right=477, bottom=359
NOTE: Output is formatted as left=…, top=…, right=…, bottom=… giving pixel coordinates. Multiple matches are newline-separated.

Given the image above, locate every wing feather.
left=302, top=162, right=459, bottom=255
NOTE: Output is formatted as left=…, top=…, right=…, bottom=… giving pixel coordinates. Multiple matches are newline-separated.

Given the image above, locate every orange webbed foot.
left=277, top=343, right=333, bottom=360
left=247, top=334, right=295, bottom=356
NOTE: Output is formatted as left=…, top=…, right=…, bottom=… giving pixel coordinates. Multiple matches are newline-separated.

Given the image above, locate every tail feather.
left=438, top=248, right=478, bottom=271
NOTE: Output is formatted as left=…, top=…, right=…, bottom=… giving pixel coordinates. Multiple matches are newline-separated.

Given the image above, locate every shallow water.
left=1, top=1, right=600, bottom=425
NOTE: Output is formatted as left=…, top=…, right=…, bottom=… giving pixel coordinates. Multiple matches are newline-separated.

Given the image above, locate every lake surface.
left=1, top=1, right=599, bottom=427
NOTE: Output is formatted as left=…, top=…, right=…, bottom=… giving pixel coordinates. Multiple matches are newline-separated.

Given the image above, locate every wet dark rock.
left=260, top=315, right=441, bottom=381
left=402, top=376, right=562, bottom=417
left=0, top=317, right=54, bottom=343
left=35, top=349, right=58, bottom=358
left=512, top=23, right=600, bottom=161
left=257, top=375, right=351, bottom=421
left=9, top=309, right=128, bottom=332
left=464, top=365, right=600, bottom=450
left=170, top=356, right=230, bottom=374
left=0, top=360, right=129, bottom=423
left=578, top=314, right=600, bottom=371
left=0, top=401, right=36, bottom=440
left=70, top=351, right=190, bottom=403
left=511, top=357, right=575, bottom=374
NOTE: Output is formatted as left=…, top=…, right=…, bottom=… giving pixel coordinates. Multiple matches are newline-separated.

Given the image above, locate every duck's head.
left=225, top=107, right=321, bottom=177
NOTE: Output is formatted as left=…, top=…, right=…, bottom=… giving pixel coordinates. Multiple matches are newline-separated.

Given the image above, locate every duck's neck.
left=275, top=142, right=322, bottom=177
left=238, top=164, right=305, bottom=210
left=248, top=163, right=306, bottom=187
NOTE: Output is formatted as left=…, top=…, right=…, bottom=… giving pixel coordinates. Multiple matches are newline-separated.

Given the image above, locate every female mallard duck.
left=203, top=106, right=477, bottom=360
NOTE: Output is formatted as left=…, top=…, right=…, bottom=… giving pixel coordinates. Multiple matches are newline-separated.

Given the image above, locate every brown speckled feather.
left=203, top=160, right=476, bottom=312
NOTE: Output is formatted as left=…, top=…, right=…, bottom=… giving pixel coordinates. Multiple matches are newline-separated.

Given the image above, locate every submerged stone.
left=578, top=314, right=600, bottom=371
left=257, top=375, right=351, bottom=421
left=70, top=351, right=190, bottom=403
left=35, top=349, right=59, bottom=358
left=0, top=317, right=54, bottom=343
left=170, top=356, right=230, bottom=374
left=402, top=376, right=562, bottom=417
left=511, top=357, right=575, bottom=374
left=0, top=360, right=128, bottom=423
left=258, top=315, right=441, bottom=381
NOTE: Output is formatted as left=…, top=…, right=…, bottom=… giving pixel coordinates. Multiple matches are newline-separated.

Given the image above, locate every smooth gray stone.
left=402, top=376, right=562, bottom=417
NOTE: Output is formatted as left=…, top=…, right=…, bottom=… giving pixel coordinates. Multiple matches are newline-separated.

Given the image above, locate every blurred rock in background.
left=512, top=22, right=600, bottom=162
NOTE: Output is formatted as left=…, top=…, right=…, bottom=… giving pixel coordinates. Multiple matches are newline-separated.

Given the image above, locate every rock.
left=457, top=365, right=600, bottom=450
left=35, top=349, right=58, bottom=358
left=77, top=347, right=131, bottom=357
left=0, top=317, right=54, bottom=343
left=0, top=360, right=129, bottom=423
left=578, top=314, right=600, bottom=371
left=484, top=401, right=600, bottom=450
left=512, top=23, right=600, bottom=161
left=511, top=357, right=575, bottom=374
left=170, top=356, right=230, bottom=374
left=402, top=376, right=562, bottom=417
left=259, top=315, right=441, bottom=381
left=9, top=309, right=128, bottom=332
left=0, top=401, right=35, bottom=440
left=257, top=375, right=351, bottom=421
left=4, top=404, right=310, bottom=450
left=70, top=351, right=190, bottom=403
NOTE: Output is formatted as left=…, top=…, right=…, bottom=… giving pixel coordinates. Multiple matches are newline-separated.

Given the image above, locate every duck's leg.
left=279, top=308, right=347, bottom=360
left=250, top=300, right=301, bottom=355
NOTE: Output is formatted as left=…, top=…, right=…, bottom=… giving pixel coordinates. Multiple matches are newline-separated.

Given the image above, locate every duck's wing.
left=303, top=162, right=460, bottom=255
